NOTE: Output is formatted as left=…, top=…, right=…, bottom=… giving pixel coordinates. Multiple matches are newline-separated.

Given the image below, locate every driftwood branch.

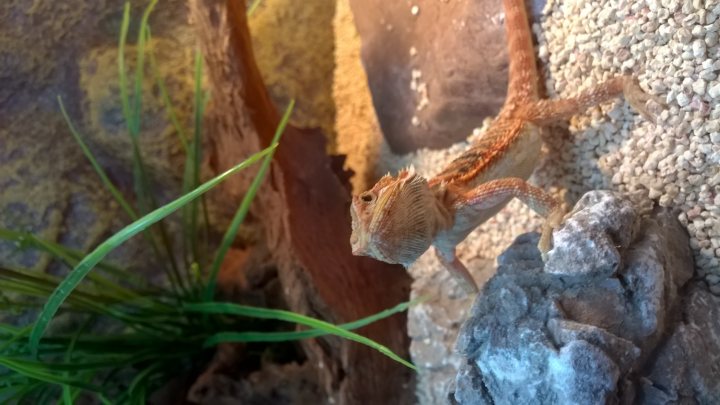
left=188, top=0, right=413, bottom=403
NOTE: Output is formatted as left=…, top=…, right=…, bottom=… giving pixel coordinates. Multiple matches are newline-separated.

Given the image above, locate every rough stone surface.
left=0, top=0, right=340, bottom=273
left=408, top=255, right=495, bottom=405
left=544, top=191, right=643, bottom=281
left=640, top=284, right=720, bottom=404
left=451, top=191, right=719, bottom=404
left=249, top=0, right=337, bottom=146
left=0, top=0, right=191, bottom=278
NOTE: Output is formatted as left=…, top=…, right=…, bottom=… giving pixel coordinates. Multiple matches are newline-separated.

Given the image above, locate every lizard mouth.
left=350, top=238, right=365, bottom=256
left=350, top=228, right=374, bottom=258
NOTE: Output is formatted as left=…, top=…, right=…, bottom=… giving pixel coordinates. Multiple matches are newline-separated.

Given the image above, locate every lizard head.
left=350, top=166, right=439, bottom=266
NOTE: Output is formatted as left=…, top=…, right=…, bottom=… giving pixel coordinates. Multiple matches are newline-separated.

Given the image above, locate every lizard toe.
left=538, top=208, right=564, bottom=262
left=623, top=77, right=662, bottom=124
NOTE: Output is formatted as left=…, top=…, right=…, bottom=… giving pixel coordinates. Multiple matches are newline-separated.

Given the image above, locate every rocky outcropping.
left=453, top=191, right=719, bottom=404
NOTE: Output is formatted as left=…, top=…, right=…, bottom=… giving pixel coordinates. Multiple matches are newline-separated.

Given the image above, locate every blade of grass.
left=120, top=0, right=186, bottom=295
left=31, top=384, right=59, bottom=405
left=0, top=280, right=120, bottom=316
left=0, top=229, right=150, bottom=303
left=0, top=384, right=32, bottom=404
left=183, top=301, right=415, bottom=370
left=0, top=228, right=146, bottom=288
left=0, top=384, right=38, bottom=402
left=29, top=145, right=276, bottom=354
left=0, top=325, right=33, bottom=353
left=146, top=27, right=189, bottom=152
left=0, top=269, right=127, bottom=311
left=0, top=266, right=159, bottom=313
left=203, top=297, right=423, bottom=345
left=58, top=96, right=137, bottom=220
left=128, top=361, right=162, bottom=402
left=198, top=191, right=212, bottom=270
left=118, top=2, right=131, bottom=127
left=130, top=0, right=158, bottom=136
left=98, top=393, right=113, bottom=405
left=147, top=37, right=215, bottom=278
left=126, top=1, right=154, bottom=207
left=38, top=385, right=62, bottom=404
left=0, top=358, right=104, bottom=392
left=119, top=0, right=148, bottom=215
left=182, top=49, right=207, bottom=267
left=202, top=100, right=295, bottom=302
left=0, top=285, right=181, bottom=334
left=21, top=341, right=191, bottom=360
left=57, top=93, right=159, bottom=291
left=247, top=0, right=263, bottom=16
left=61, top=316, right=91, bottom=405
left=5, top=357, right=144, bottom=373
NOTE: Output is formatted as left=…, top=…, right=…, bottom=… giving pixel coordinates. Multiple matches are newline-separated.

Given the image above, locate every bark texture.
left=189, top=1, right=414, bottom=403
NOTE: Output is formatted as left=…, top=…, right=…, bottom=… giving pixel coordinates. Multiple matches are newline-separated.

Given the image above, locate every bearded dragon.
left=349, top=0, right=655, bottom=294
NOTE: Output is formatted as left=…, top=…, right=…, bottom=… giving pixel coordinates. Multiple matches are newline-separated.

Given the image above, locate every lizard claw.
left=622, top=76, right=662, bottom=124
left=538, top=208, right=564, bottom=262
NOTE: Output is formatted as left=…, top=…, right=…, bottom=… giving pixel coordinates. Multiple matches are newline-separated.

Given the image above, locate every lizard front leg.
left=453, top=178, right=564, bottom=261
left=435, top=248, right=480, bottom=294
left=526, top=76, right=657, bottom=124
left=433, top=178, right=563, bottom=293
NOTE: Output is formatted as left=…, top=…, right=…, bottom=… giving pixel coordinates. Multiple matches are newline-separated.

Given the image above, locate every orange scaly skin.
left=350, top=0, right=656, bottom=294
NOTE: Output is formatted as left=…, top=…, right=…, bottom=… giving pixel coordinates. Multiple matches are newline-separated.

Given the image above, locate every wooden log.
left=188, top=0, right=414, bottom=403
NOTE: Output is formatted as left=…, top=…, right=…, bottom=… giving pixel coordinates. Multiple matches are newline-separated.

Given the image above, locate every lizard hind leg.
left=622, top=77, right=661, bottom=123
left=527, top=76, right=659, bottom=125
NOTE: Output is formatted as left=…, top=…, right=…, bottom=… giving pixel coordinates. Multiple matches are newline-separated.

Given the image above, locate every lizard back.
left=429, top=118, right=541, bottom=189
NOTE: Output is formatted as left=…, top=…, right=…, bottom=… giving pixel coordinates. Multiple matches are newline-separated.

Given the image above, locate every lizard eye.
left=360, top=193, right=374, bottom=203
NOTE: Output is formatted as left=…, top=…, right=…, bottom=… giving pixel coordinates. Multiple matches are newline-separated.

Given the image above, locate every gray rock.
left=549, top=340, right=620, bottom=404
left=408, top=255, right=495, bottom=405
left=452, top=360, right=492, bottom=405
left=547, top=319, right=640, bottom=375
left=544, top=190, right=642, bottom=282
left=453, top=190, right=718, bottom=404
left=0, top=0, right=193, bottom=278
left=640, top=284, right=720, bottom=403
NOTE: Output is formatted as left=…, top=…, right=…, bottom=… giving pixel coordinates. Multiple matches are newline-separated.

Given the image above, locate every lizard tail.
left=502, top=0, right=539, bottom=103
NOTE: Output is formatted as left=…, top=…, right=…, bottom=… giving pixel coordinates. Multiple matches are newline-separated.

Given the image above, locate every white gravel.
left=379, top=0, right=720, bottom=282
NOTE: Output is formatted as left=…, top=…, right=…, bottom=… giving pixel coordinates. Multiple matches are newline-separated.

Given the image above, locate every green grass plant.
left=0, top=1, right=415, bottom=403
